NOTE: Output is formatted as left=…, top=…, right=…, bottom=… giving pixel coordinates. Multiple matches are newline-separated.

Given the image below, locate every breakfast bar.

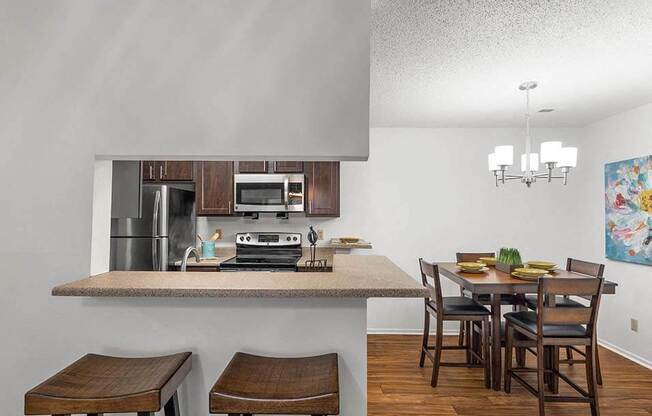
left=52, top=255, right=428, bottom=416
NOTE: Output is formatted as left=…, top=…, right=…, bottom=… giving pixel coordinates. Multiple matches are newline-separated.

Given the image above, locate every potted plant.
left=496, top=247, right=524, bottom=274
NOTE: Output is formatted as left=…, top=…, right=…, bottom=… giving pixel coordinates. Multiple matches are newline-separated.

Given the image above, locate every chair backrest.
left=456, top=252, right=494, bottom=262
left=536, top=277, right=604, bottom=338
left=566, top=258, right=604, bottom=277
left=419, top=258, right=443, bottom=309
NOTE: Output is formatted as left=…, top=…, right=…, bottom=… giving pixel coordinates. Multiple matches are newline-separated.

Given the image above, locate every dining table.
left=436, top=262, right=618, bottom=391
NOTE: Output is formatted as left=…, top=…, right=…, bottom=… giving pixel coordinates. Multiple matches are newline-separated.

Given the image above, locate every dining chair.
left=418, top=258, right=491, bottom=388
left=504, top=276, right=604, bottom=416
left=524, top=258, right=605, bottom=385
left=455, top=252, right=523, bottom=357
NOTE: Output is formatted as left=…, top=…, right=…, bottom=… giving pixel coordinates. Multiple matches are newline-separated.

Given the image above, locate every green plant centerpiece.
left=496, top=247, right=524, bottom=273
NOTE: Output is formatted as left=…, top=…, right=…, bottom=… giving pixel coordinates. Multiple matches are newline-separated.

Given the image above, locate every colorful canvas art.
left=605, top=156, right=652, bottom=265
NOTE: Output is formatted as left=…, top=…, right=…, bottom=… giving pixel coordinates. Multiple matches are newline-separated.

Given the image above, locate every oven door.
left=234, top=174, right=304, bottom=212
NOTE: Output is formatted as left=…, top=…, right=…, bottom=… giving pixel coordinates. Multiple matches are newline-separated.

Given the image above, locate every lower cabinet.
left=305, top=161, right=340, bottom=217
left=195, top=161, right=234, bottom=216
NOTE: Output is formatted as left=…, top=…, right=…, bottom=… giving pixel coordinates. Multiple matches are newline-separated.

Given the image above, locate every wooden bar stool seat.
left=210, top=352, right=339, bottom=415
left=25, top=352, right=191, bottom=416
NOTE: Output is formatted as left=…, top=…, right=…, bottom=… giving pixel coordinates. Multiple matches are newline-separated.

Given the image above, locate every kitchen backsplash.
left=196, top=215, right=341, bottom=246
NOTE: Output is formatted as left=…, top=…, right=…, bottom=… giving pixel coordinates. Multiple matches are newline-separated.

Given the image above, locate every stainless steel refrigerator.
left=110, top=184, right=195, bottom=271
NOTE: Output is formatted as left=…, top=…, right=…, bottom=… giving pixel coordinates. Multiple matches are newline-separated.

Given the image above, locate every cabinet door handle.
left=228, top=200, right=231, bottom=213
left=159, top=164, right=164, bottom=179
left=149, top=165, right=153, bottom=179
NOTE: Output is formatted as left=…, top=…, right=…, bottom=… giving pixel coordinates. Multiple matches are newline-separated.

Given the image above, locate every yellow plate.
left=527, top=261, right=557, bottom=270
left=478, top=257, right=496, bottom=265
left=513, top=267, right=548, bottom=277
left=457, top=262, right=486, bottom=269
left=511, top=272, right=540, bottom=281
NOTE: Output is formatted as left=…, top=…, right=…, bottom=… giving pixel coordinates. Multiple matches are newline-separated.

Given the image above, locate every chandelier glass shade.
left=488, top=81, right=577, bottom=187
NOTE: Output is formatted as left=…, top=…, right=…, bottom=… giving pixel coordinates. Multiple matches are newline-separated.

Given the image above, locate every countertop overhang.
left=52, top=255, right=429, bottom=298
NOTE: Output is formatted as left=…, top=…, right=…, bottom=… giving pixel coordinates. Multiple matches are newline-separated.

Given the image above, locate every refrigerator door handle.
left=152, top=190, right=161, bottom=270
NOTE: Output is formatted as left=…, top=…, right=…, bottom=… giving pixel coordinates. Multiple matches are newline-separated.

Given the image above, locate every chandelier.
left=488, top=81, right=577, bottom=187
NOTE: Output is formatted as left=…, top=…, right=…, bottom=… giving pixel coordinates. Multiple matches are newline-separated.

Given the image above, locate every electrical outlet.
left=630, top=318, right=639, bottom=332
left=317, top=229, right=324, bottom=240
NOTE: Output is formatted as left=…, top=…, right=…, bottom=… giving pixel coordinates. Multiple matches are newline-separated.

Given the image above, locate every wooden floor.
left=368, top=334, right=652, bottom=415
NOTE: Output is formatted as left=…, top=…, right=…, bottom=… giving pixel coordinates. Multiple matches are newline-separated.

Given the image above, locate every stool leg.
left=164, top=391, right=180, bottom=416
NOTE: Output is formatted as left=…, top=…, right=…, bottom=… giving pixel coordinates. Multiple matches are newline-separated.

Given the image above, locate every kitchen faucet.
left=180, top=246, right=201, bottom=272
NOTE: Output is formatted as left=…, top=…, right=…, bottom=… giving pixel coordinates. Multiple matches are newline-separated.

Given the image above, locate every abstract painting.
left=605, top=155, right=652, bottom=265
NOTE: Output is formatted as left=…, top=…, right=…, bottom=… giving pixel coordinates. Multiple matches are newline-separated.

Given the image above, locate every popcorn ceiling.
left=371, top=0, right=652, bottom=127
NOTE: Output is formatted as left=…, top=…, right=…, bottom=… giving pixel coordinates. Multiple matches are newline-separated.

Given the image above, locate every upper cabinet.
left=142, top=161, right=194, bottom=182
left=195, top=161, right=234, bottom=216
left=237, top=161, right=268, bottom=173
left=274, top=161, right=304, bottom=173
left=142, top=161, right=158, bottom=182
left=305, top=162, right=340, bottom=217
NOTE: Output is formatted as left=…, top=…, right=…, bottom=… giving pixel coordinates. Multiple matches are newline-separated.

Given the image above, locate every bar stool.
left=24, top=352, right=191, bottom=416
left=210, top=352, right=339, bottom=415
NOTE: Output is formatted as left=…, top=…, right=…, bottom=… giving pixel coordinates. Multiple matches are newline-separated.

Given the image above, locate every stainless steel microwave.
left=234, top=174, right=305, bottom=212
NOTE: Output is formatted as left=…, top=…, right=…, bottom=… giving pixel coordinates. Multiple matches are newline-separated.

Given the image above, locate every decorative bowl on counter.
left=339, top=237, right=361, bottom=244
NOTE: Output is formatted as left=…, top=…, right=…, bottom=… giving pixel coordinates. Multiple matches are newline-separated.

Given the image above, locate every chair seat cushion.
left=24, top=352, right=192, bottom=415
left=525, top=295, right=584, bottom=310
left=504, top=311, right=587, bottom=338
left=432, top=296, right=490, bottom=316
left=210, top=352, right=339, bottom=415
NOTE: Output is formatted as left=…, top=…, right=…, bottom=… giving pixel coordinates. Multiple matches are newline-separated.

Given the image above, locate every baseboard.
left=368, top=329, right=652, bottom=370
left=367, top=328, right=459, bottom=336
left=598, top=338, right=652, bottom=370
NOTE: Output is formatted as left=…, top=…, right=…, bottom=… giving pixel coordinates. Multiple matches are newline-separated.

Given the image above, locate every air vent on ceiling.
left=538, top=108, right=554, bottom=113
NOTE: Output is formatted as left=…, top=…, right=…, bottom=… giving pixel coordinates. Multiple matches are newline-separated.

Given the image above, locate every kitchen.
left=3, top=1, right=652, bottom=416
left=107, top=160, right=358, bottom=273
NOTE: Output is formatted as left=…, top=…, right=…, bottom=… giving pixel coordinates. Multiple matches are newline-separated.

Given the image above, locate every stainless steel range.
left=219, top=232, right=302, bottom=272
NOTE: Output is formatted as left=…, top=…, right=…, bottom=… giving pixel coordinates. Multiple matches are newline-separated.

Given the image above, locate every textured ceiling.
left=371, top=0, right=652, bottom=127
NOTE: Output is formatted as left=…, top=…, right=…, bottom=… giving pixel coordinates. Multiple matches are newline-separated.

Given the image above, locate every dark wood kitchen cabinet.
left=274, top=161, right=304, bottom=173
left=142, top=161, right=194, bottom=182
left=142, top=161, right=158, bottom=182
left=305, top=161, right=340, bottom=217
left=195, top=161, right=234, bottom=216
left=237, top=161, right=268, bottom=173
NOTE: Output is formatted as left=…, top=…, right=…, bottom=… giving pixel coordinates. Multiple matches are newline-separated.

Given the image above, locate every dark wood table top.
left=436, top=262, right=617, bottom=295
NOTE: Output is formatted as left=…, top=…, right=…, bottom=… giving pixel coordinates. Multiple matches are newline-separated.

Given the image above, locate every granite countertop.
left=52, top=255, right=428, bottom=298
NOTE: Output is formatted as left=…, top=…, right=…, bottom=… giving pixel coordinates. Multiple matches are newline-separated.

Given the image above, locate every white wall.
left=90, top=160, right=113, bottom=275
left=573, top=104, right=652, bottom=365
left=0, top=1, right=369, bottom=413
left=199, top=127, right=587, bottom=333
